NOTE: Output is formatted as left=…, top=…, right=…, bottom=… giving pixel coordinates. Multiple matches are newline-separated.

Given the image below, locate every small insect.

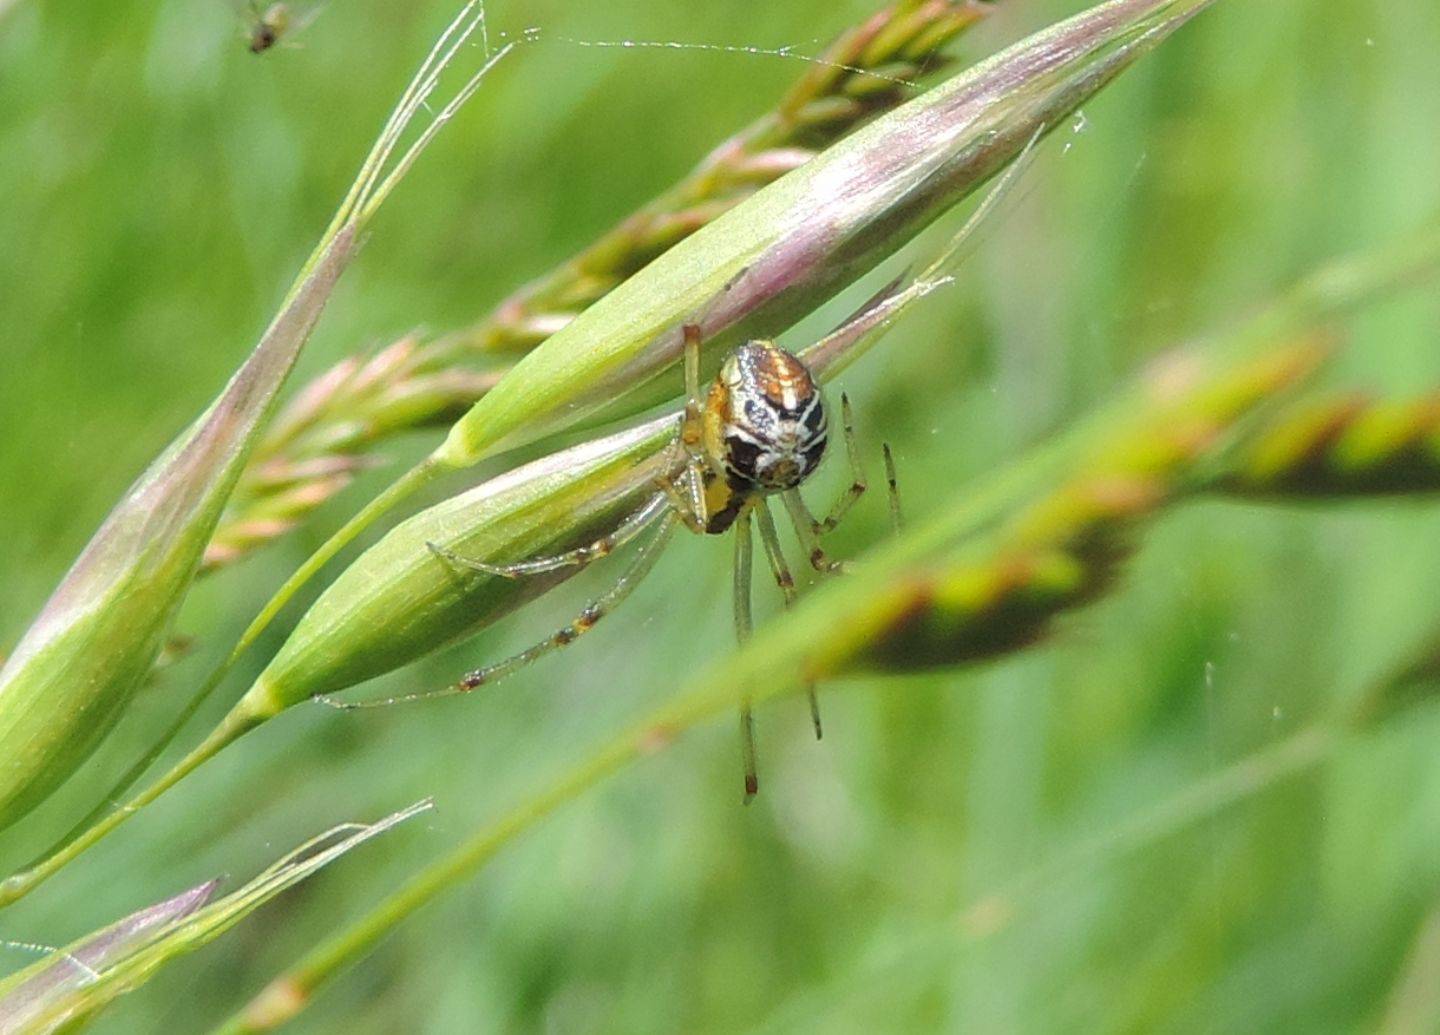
left=243, top=2, right=324, bottom=54
left=245, top=2, right=289, bottom=52
left=331, top=324, right=896, bottom=801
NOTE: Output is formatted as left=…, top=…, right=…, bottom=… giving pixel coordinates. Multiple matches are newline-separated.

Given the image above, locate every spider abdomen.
left=704, top=340, right=828, bottom=494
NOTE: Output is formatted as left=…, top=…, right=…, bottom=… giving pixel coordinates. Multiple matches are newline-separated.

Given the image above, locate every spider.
left=332, top=322, right=896, bottom=801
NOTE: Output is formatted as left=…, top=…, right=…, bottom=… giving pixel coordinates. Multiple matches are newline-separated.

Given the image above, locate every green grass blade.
left=0, top=801, right=429, bottom=1035
left=0, top=225, right=356, bottom=834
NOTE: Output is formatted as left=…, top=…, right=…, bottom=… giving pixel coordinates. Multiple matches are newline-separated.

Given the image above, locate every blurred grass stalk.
left=226, top=0, right=1224, bottom=675
left=0, top=800, right=430, bottom=1035
left=0, top=0, right=1224, bottom=914
left=1219, top=391, right=1440, bottom=498
left=205, top=0, right=999, bottom=574
left=723, top=635, right=1440, bottom=1024
left=216, top=219, right=1440, bottom=1032
left=0, top=882, right=219, bottom=1035
left=756, top=618, right=1440, bottom=1022
left=0, top=4, right=510, bottom=833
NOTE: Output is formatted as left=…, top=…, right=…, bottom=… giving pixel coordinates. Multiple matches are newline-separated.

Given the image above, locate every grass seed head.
left=241, top=417, right=678, bottom=716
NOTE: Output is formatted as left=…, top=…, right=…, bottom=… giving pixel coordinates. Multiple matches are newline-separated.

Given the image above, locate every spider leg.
left=883, top=443, right=903, bottom=532
left=733, top=510, right=759, bottom=802
left=778, top=393, right=884, bottom=573
left=657, top=468, right=707, bottom=534
left=781, top=490, right=849, bottom=575
left=812, top=392, right=867, bottom=535
left=677, top=323, right=711, bottom=522
left=315, top=516, right=677, bottom=709
left=755, top=499, right=822, bottom=740
left=682, top=323, right=704, bottom=442
left=426, top=492, right=670, bottom=578
left=782, top=441, right=902, bottom=570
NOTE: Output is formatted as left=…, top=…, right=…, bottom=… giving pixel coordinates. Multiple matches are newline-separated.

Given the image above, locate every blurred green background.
left=4, top=1, right=1440, bottom=1031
